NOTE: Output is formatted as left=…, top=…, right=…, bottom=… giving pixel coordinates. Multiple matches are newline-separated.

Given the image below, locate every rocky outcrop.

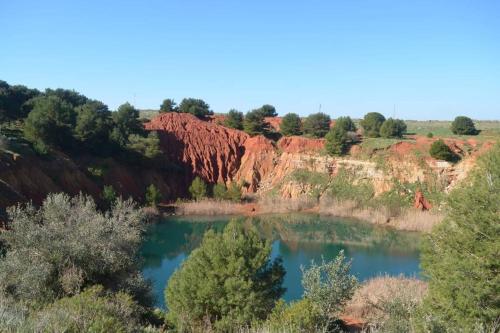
left=145, top=113, right=249, bottom=185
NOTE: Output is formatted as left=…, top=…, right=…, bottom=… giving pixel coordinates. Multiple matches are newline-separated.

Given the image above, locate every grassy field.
left=405, top=120, right=500, bottom=137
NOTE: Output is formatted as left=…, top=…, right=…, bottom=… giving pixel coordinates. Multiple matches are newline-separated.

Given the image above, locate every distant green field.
left=405, top=120, right=500, bottom=138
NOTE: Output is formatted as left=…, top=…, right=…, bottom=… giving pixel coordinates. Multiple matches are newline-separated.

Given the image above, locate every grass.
left=405, top=120, right=500, bottom=141
left=175, top=199, right=247, bottom=216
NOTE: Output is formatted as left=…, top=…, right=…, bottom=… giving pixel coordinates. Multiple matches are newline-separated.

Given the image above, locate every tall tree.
left=280, top=113, right=302, bottom=136
left=419, top=145, right=500, bottom=331
left=110, top=103, right=143, bottom=147
left=74, top=100, right=112, bottom=148
left=243, top=109, right=267, bottom=136
left=178, top=98, right=212, bottom=117
left=224, top=109, right=244, bottom=130
left=360, top=112, right=386, bottom=137
left=451, top=116, right=477, bottom=135
left=302, top=112, right=331, bottom=138
left=159, top=98, right=177, bottom=113
left=257, top=104, right=278, bottom=117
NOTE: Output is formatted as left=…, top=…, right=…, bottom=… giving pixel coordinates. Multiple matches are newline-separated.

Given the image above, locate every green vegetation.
left=360, top=112, right=386, bottom=137
left=280, top=112, right=302, bottom=136
left=189, top=176, right=208, bottom=200
left=126, top=131, right=161, bottom=159
left=419, top=145, right=500, bottom=331
left=224, top=109, right=244, bottom=130
left=159, top=98, right=177, bottom=113
left=429, top=139, right=457, bottom=162
left=256, top=104, right=278, bottom=117
left=145, top=184, right=162, bottom=207
left=302, top=112, right=331, bottom=138
left=380, top=118, right=407, bottom=138
left=177, top=98, right=212, bottom=117
left=0, top=80, right=40, bottom=121
left=243, top=108, right=267, bottom=136
left=335, top=116, right=357, bottom=132
left=212, top=182, right=242, bottom=201
left=101, top=185, right=118, bottom=209
left=451, top=116, right=477, bottom=135
left=325, top=125, right=350, bottom=156
left=165, top=220, right=286, bottom=331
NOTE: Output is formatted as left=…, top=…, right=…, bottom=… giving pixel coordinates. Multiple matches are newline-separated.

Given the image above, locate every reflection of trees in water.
left=140, top=214, right=421, bottom=268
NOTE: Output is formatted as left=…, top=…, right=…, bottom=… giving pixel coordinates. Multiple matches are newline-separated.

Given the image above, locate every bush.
left=325, top=125, right=349, bottom=156
left=280, top=113, right=302, bottom=136
left=101, top=185, right=118, bottom=209
left=380, top=118, right=407, bottom=138
left=145, top=184, right=162, bottom=207
left=0, top=193, right=151, bottom=306
left=243, top=109, right=267, bottom=136
left=360, top=112, right=386, bottom=137
left=429, top=139, right=457, bottom=162
left=74, top=101, right=112, bottom=149
left=178, top=98, right=211, bottom=117
left=32, top=285, right=143, bottom=333
left=165, top=220, right=285, bottom=331
left=212, top=182, right=242, bottom=202
left=426, top=132, right=433, bottom=138
left=301, top=250, right=358, bottom=327
left=419, top=144, right=500, bottom=331
left=189, top=176, right=208, bottom=201
left=224, top=109, right=244, bottom=130
left=302, top=112, right=331, bottom=138
left=451, top=116, right=477, bottom=135
left=110, top=103, right=144, bottom=147
left=127, top=131, right=161, bottom=158
left=159, top=98, right=176, bottom=113
left=266, top=298, right=323, bottom=332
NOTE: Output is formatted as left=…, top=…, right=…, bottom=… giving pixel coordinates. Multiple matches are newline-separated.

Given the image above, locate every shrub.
left=380, top=118, right=407, bottom=138
left=165, top=220, right=285, bottom=331
left=419, top=144, right=500, bottom=331
left=178, top=98, right=211, bottom=117
left=302, top=112, right=331, bottom=138
left=0, top=193, right=151, bottom=306
left=145, top=184, right=162, bottom=207
left=243, top=109, right=267, bottom=136
left=32, top=285, right=143, bottom=333
left=74, top=100, right=112, bottom=149
left=159, top=98, right=176, bottom=113
left=325, top=125, right=349, bottom=156
left=266, top=298, right=323, bottom=332
left=360, top=112, right=386, bottom=137
left=280, top=113, right=302, bottom=136
left=110, top=102, right=144, bottom=147
left=301, top=250, right=358, bottom=328
left=101, top=185, right=118, bottom=209
left=127, top=131, right=161, bottom=158
left=429, top=139, right=457, bottom=162
left=189, top=176, right=208, bottom=201
left=334, top=116, right=357, bottom=132
left=451, top=116, right=477, bottom=135
left=212, top=182, right=242, bottom=202
left=426, top=132, right=433, bottom=138
left=224, top=109, right=244, bottom=130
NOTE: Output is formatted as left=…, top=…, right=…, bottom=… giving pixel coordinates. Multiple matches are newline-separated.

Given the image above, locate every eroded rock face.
left=145, top=113, right=249, bottom=185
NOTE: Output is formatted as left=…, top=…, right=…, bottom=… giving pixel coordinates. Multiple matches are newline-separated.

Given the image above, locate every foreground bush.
left=165, top=220, right=285, bottom=331
left=0, top=193, right=151, bottom=306
left=419, top=144, right=500, bottom=331
left=429, top=139, right=457, bottom=162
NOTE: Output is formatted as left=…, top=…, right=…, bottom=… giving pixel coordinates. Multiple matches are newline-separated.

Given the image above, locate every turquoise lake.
left=140, top=214, right=421, bottom=309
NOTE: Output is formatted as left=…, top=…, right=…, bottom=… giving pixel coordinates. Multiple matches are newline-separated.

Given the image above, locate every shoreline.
left=154, top=198, right=443, bottom=233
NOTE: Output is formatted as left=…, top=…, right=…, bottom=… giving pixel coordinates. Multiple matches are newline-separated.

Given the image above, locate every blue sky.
left=1, top=0, right=499, bottom=120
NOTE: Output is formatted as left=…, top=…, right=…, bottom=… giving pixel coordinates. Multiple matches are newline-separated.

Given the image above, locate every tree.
left=224, top=109, right=244, bottom=130
left=360, top=112, right=386, bottom=137
left=145, top=184, right=162, bottom=207
left=23, top=95, right=76, bottom=149
left=257, top=104, right=278, bottom=117
left=334, top=116, right=357, bottom=132
left=110, top=103, right=143, bottom=147
left=451, top=116, right=477, bottom=135
left=127, top=131, right=161, bottom=158
left=325, top=125, right=349, bottom=156
left=212, top=182, right=242, bottom=202
left=429, top=139, right=457, bottom=162
left=74, top=101, right=112, bottom=149
left=0, top=193, right=151, bottom=306
left=165, top=220, right=285, bottom=331
left=178, top=98, right=211, bottom=117
left=0, top=81, right=40, bottom=121
left=419, top=144, right=500, bottom=331
left=159, top=98, right=177, bottom=113
left=380, top=118, right=407, bottom=138
left=302, top=112, right=331, bottom=138
left=301, top=251, right=358, bottom=328
left=243, top=109, right=267, bottom=136
left=189, top=176, right=208, bottom=200
left=45, top=88, right=88, bottom=107
left=280, top=113, right=302, bottom=136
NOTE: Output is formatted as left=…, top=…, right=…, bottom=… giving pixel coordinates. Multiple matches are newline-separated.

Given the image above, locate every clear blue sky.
left=1, top=0, right=499, bottom=120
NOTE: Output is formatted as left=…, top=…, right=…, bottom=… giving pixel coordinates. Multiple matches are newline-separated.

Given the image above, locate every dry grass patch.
left=318, top=198, right=443, bottom=232
left=257, top=196, right=318, bottom=214
left=175, top=199, right=246, bottom=216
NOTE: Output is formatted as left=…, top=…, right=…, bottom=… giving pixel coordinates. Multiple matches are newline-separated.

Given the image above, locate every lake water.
left=140, top=214, right=421, bottom=309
